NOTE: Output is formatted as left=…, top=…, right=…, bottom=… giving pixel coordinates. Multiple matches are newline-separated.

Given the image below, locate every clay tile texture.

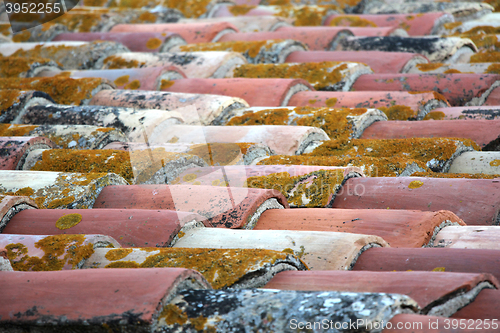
left=3, top=0, right=500, bottom=329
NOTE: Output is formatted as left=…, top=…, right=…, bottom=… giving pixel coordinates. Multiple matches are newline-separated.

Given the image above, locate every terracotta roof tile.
left=288, top=91, right=449, bottom=119
left=53, top=32, right=186, bottom=52
left=0, top=90, right=54, bottom=123
left=103, top=142, right=272, bottom=166
left=5, top=208, right=209, bottom=248
left=161, top=288, right=418, bottom=331
left=233, top=61, right=372, bottom=90
left=0, top=268, right=210, bottom=329
left=428, top=106, right=500, bottom=120
left=1, top=233, right=120, bottom=271
left=434, top=226, right=500, bottom=249
left=102, top=51, right=247, bottom=78
left=83, top=247, right=307, bottom=289
left=351, top=73, right=500, bottom=107
left=361, top=119, right=500, bottom=150
left=178, top=15, right=293, bottom=32
left=352, top=247, right=500, bottom=282
left=0, top=41, right=130, bottom=69
left=264, top=270, right=498, bottom=316
left=110, top=22, right=239, bottom=43
left=0, top=136, right=56, bottom=170
left=324, top=12, right=454, bottom=36
left=255, top=208, right=465, bottom=248
left=142, top=124, right=329, bottom=155
left=17, top=104, right=184, bottom=142
left=0, top=195, right=37, bottom=232
left=0, top=124, right=127, bottom=150
left=286, top=50, right=429, bottom=74
left=93, top=184, right=289, bottom=228
left=218, top=27, right=404, bottom=51
left=337, top=36, right=477, bottom=63
left=57, top=66, right=186, bottom=90
left=0, top=77, right=114, bottom=105
left=89, top=90, right=249, bottom=125
left=174, top=228, right=388, bottom=270
left=407, top=62, right=500, bottom=74
left=0, top=170, right=128, bottom=209
left=174, top=39, right=308, bottom=63
left=451, top=289, right=500, bottom=319
left=448, top=151, right=500, bottom=174
left=160, top=78, right=313, bottom=106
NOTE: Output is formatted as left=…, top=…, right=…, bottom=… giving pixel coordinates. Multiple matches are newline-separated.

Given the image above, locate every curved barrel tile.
left=4, top=209, right=209, bottom=248
left=0, top=90, right=54, bottom=123
left=0, top=195, right=37, bottom=232
left=0, top=137, right=56, bottom=170
left=434, top=226, right=500, bottom=249
left=449, top=152, right=500, bottom=174
left=93, top=184, right=289, bottom=228
left=0, top=57, right=62, bottom=78
left=451, top=289, right=500, bottom=320
left=332, top=177, right=500, bottom=225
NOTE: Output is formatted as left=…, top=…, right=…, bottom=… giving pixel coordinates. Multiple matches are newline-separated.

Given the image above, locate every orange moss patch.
left=146, top=37, right=162, bottom=50
left=328, top=16, right=376, bottom=27
left=103, top=55, right=143, bottom=69
left=158, top=304, right=188, bottom=325
left=443, top=69, right=463, bottom=74
left=227, top=106, right=366, bottom=140
left=6, top=235, right=94, bottom=271
left=228, top=5, right=256, bottom=16
left=408, top=180, right=424, bottom=189
left=0, top=57, right=55, bottom=78
left=0, top=124, right=38, bottom=136
left=137, top=11, right=157, bottom=23
left=415, top=63, right=444, bottom=72
left=105, top=248, right=133, bottom=261
left=114, top=75, right=130, bottom=86
left=188, top=143, right=242, bottom=166
left=275, top=5, right=340, bottom=26
left=486, top=63, right=500, bottom=74
left=55, top=213, right=82, bottom=230
left=0, top=90, right=22, bottom=113
left=423, top=111, right=445, bottom=120
left=470, top=51, right=500, bottom=63
left=124, top=80, right=141, bottom=89
left=164, top=0, right=213, bottom=18
left=490, top=159, right=500, bottom=167
left=160, top=79, right=175, bottom=90
left=103, top=247, right=299, bottom=289
left=412, top=171, right=499, bottom=179
left=378, top=105, right=416, bottom=120
left=0, top=77, right=106, bottom=105
left=233, top=62, right=349, bottom=90
left=179, top=40, right=285, bottom=59
left=12, top=30, right=31, bottom=42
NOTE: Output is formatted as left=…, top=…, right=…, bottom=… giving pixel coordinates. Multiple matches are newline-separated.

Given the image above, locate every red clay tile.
left=93, top=184, right=289, bottom=228
left=363, top=2, right=493, bottom=22
left=218, top=27, right=404, bottom=51
left=285, top=50, right=429, bottom=74
left=361, top=120, right=500, bottom=150
left=351, top=73, right=500, bottom=107
left=0, top=195, right=37, bottom=232
left=264, top=270, right=498, bottom=317
left=254, top=208, right=465, bottom=248
left=0, top=170, right=128, bottom=209
left=481, top=85, right=500, bottom=107
left=16, top=104, right=184, bottom=143
left=0, top=124, right=127, bottom=150
left=0, top=57, right=62, bottom=78
left=0, top=41, right=130, bottom=70
left=0, top=268, right=210, bottom=329
left=52, top=32, right=186, bottom=53
left=161, top=78, right=313, bottom=106
left=287, top=91, right=449, bottom=119
left=407, top=62, right=497, bottom=75
left=47, top=66, right=186, bottom=91
left=384, top=314, right=489, bottom=332
left=337, top=36, right=477, bottom=63
left=324, top=12, right=454, bottom=36
left=175, top=228, right=389, bottom=270
left=0, top=90, right=54, bottom=123
left=89, top=89, right=249, bottom=125
left=448, top=152, right=500, bottom=174
left=451, top=289, right=500, bottom=319
left=434, top=226, right=500, bottom=250
left=352, top=247, right=500, bottom=282
left=142, top=124, right=329, bottom=155
left=0, top=233, right=120, bottom=270
left=179, top=15, right=292, bottom=33
left=0, top=137, right=56, bottom=170
left=102, top=51, right=247, bottom=78
left=109, top=21, right=239, bottom=43
left=4, top=208, right=210, bottom=248
left=332, top=177, right=500, bottom=225
left=84, top=247, right=306, bottom=289
left=427, top=106, right=500, bottom=120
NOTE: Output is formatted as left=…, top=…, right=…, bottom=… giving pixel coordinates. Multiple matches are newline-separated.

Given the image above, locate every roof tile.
left=0, top=136, right=56, bottom=170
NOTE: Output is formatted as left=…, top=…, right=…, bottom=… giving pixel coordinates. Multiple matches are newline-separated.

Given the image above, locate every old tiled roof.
left=1, top=0, right=500, bottom=330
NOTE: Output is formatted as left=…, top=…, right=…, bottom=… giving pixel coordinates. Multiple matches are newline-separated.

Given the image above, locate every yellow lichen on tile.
left=423, top=111, right=445, bottom=120
left=187, top=143, right=242, bottom=166
left=0, top=90, right=23, bottom=113
left=114, top=75, right=130, bottom=86
left=103, top=55, right=143, bottom=69
left=378, top=105, right=417, bottom=120
left=415, top=63, right=444, bottom=72
left=146, top=37, right=163, bottom=50
left=275, top=5, right=340, bottom=26
left=411, top=172, right=499, bottom=179
left=233, top=62, right=349, bottom=90
left=490, top=159, right=500, bottom=167
left=105, top=248, right=133, bottom=261
left=408, top=180, right=424, bottom=189
left=228, top=5, right=256, bottom=16
left=55, top=213, right=83, bottom=230
left=328, top=16, right=376, bottom=27
left=247, top=169, right=347, bottom=207
left=103, top=247, right=299, bottom=289
left=5, top=235, right=94, bottom=271
left=470, top=51, right=500, bottom=63
left=0, top=57, right=57, bottom=78
left=0, top=124, right=38, bottom=136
